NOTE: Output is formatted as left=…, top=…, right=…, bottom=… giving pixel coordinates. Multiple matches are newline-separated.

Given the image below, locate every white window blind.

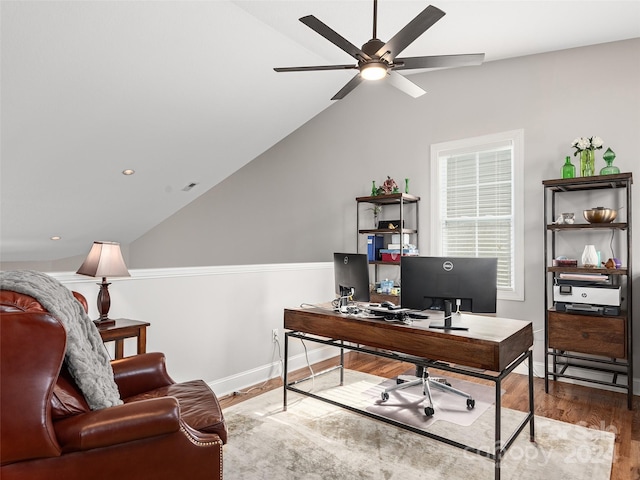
left=430, top=130, right=524, bottom=301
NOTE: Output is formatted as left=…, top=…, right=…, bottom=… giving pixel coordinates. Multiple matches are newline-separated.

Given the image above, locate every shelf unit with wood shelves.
left=542, top=172, right=633, bottom=410
left=356, top=193, right=420, bottom=300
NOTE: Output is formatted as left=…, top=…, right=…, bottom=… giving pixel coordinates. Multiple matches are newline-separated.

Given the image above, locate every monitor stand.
left=429, top=300, right=469, bottom=331
left=336, top=286, right=353, bottom=313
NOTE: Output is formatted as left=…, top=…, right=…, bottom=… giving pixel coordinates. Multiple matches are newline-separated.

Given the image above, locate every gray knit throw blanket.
left=0, top=270, right=122, bottom=410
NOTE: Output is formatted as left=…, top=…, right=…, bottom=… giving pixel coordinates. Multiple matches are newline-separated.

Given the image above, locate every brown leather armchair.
left=0, top=290, right=227, bottom=479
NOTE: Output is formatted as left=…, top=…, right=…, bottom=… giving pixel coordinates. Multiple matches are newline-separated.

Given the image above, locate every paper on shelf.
left=558, top=273, right=609, bottom=282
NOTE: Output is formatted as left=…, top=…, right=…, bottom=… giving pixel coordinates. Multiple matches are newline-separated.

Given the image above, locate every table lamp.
left=76, top=241, right=130, bottom=327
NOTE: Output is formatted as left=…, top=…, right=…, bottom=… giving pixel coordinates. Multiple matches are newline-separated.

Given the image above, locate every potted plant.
left=367, top=205, right=382, bottom=228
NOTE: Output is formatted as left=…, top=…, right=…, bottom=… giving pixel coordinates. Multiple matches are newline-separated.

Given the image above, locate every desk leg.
left=494, top=377, right=502, bottom=480
left=528, top=350, right=536, bottom=441
left=339, top=341, right=344, bottom=386
left=283, top=332, right=290, bottom=411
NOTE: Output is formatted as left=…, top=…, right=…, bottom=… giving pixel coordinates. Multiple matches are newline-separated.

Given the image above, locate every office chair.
left=380, top=365, right=475, bottom=417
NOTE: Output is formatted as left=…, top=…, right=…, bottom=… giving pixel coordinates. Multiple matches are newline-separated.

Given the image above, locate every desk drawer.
left=547, top=311, right=626, bottom=358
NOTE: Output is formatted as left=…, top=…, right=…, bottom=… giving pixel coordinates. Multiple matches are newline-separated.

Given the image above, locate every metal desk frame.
left=283, top=332, right=534, bottom=480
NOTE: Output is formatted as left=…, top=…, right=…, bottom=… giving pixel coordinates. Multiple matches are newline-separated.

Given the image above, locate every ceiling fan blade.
left=274, top=64, right=357, bottom=73
left=300, top=15, right=370, bottom=61
left=393, top=53, right=485, bottom=71
left=376, top=5, right=446, bottom=59
left=331, top=74, right=364, bottom=100
left=387, top=71, right=426, bottom=98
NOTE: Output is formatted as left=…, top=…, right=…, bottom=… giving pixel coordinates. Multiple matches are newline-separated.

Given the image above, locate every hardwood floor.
left=218, top=352, right=639, bottom=480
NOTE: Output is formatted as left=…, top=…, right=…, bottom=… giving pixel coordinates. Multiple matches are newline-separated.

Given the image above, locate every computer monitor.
left=401, top=256, right=497, bottom=330
left=333, top=253, right=370, bottom=310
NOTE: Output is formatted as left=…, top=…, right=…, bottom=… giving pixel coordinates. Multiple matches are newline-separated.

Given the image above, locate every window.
left=430, top=130, right=524, bottom=301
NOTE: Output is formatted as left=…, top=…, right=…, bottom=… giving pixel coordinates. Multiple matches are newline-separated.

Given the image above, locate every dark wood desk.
left=283, top=307, right=534, bottom=480
left=98, top=318, right=150, bottom=359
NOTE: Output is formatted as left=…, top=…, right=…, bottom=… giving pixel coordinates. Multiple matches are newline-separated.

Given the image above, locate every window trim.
left=429, top=129, right=524, bottom=302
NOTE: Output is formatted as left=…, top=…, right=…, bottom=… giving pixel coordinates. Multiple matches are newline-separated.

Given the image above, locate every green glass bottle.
left=371, top=180, right=377, bottom=196
left=600, top=148, right=620, bottom=175
left=561, top=156, right=575, bottom=179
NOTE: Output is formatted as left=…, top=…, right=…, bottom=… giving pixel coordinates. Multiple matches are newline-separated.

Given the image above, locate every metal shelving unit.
left=356, top=193, right=420, bottom=297
left=542, top=172, right=633, bottom=409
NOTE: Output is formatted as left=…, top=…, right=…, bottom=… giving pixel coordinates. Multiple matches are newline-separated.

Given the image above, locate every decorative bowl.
left=583, top=207, right=617, bottom=223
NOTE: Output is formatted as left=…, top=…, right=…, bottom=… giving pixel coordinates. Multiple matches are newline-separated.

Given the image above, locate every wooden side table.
left=97, top=318, right=150, bottom=359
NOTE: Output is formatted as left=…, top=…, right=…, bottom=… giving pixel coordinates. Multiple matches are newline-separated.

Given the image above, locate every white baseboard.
left=208, top=345, right=337, bottom=398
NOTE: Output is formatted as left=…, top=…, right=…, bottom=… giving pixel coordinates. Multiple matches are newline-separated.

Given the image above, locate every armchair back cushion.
left=1, top=312, right=65, bottom=464
left=0, top=290, right=91, bottom=420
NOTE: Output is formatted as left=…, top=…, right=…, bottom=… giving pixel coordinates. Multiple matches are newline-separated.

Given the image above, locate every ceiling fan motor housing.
left=359, top=38, right=390, bottom=80
left=361, top=38, right=388, bottom=61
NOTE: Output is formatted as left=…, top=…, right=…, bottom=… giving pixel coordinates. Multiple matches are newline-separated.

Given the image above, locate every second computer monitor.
left=333, top=252, right=370, bottom=303
left=401, top=256, right=497, bottom=314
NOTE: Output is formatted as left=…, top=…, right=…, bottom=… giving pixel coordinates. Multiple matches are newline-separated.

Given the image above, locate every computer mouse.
left=380, top=301, right=395, bottom=309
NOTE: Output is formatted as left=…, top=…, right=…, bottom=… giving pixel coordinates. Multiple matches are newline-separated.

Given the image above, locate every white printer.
left=553, top=275, right=622, bottom=316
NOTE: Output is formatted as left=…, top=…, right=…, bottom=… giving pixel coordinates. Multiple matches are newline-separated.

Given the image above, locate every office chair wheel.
left=424, top=406, right=435, bottom=417
left=467, top=398, right=475, bottom=409
left=381, top=392, right=389, bottom=402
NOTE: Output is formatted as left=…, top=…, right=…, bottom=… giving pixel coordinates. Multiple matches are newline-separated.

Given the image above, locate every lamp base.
left=93, top=318, right=116, bottom=328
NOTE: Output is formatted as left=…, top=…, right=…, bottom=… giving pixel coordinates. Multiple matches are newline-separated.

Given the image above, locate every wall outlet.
left=272, top=328, right=278, bottom=343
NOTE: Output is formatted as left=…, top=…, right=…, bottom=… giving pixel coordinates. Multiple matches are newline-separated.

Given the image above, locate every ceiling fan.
left=274, top=0, right=485, bottom=100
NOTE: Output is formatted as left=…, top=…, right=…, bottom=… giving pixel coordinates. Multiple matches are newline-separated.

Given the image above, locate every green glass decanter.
left=600, top=148, right=620, bottom=175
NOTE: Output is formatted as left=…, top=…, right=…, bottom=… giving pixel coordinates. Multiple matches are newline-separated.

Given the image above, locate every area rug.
left=222, top=370, right=614, bottom=480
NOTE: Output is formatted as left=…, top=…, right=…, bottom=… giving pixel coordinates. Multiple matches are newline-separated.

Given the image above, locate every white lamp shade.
left=76, top=241, right=130, bottom=278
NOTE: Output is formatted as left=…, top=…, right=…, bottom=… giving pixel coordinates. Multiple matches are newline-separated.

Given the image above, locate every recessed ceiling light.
left=50, top=236, right=62, bottom=241
left=122, top=169, right=135, bottom=175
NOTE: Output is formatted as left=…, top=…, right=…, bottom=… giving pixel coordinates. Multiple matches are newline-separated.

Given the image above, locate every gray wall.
left=131, top=39, right=640, bottom=271
left=1, top=248, right=131, bottom=273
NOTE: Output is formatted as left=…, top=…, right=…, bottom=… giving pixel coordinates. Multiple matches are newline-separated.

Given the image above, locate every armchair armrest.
left=55, top=397, right=180, bottom=453
left=111, top=352, right=175, bottom=398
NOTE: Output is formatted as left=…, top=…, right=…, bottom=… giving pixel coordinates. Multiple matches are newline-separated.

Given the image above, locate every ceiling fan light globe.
left=360, top=63, right=387, bottom=81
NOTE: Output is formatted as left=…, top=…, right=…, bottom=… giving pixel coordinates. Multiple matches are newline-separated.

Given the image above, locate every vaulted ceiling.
left=2, top=1, right=639, bottom=263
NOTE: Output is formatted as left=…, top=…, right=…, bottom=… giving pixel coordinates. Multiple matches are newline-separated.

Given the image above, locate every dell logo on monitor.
left=442, top=260, right=454, bottom=272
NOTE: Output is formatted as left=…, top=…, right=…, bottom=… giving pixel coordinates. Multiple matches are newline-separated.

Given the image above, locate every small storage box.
left=381, top=252, right=402, bottom=262
left=391, top=234, right=410, bottom=245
